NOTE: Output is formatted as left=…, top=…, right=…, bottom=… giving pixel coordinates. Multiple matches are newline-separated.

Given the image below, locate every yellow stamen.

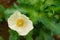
left=16, top=19, right=24, bottom=27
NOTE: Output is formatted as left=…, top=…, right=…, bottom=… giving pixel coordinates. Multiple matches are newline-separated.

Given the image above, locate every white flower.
left=8, top=10, right=34, bottom=36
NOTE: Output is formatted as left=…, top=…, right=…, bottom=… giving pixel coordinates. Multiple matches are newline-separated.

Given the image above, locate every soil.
left=0, top=20, right=9, bottom=40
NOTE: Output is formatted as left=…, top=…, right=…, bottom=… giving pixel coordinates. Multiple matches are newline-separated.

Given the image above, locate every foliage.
left=9, top=30, right=20, bottom=40
left=0, top=0, right=60, bottom=40
left=0, top=36, right=4, bottom=40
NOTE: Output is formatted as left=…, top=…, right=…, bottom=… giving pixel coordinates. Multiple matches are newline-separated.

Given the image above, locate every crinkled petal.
left=8, top=10, right=34, bottom=36
left=15, top=20, right=34, bottom=36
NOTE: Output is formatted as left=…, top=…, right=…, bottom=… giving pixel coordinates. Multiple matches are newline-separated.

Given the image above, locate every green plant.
left=0, top=0, right=60, bottom=40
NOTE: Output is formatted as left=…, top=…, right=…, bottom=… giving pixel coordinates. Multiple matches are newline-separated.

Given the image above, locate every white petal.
left=15, top=20, right=34, bottom=36
left=8, top=11, right=22, bottom=29
left=8, top=10, right=34, bottom=36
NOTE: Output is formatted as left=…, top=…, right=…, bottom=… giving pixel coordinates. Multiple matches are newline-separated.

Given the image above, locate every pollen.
left=16, top=19, right=24, bottom=27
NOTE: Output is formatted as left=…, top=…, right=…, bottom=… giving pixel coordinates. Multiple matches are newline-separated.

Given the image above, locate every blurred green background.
left=0, top=0, right=60, bottom=40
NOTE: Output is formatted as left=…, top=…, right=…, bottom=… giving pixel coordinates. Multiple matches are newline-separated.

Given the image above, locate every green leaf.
left=29, top=11, right=39, bottom=24
left=54, top=23, right=60, bottom=38
left=17, top=0, right=38, bottom=5
left=39, top=13, right=60, bottom=36
left=13, top=3, right=27, bottom=14
left=0, top=5, right=5, bottom=13
left=36, top=30, right=54, bottom=40
left=0, top=36, right=4, bottom=40
left=36, top=34, right=43, bottom=40
left=45, top=0, right=54, bottom=5
left=54, top=6, right=60, bottom=12
left=54, top=0, right=60, bottom=6
left=43, top=33, right=54, bottom=40
left=18, top=0, right=40, bottom=12
left=9, top=30, right=20, bottom=40
left=25, top=31, right=33, bottom=40
left=4, top=8, right=16, bottom=20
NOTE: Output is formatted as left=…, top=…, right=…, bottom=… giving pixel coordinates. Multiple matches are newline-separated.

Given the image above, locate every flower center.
left=16, top=19, right=24, bottom=27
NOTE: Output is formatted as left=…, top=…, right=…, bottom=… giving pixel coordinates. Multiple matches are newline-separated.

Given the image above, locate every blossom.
left=8, top=10, right=34, bottom=36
